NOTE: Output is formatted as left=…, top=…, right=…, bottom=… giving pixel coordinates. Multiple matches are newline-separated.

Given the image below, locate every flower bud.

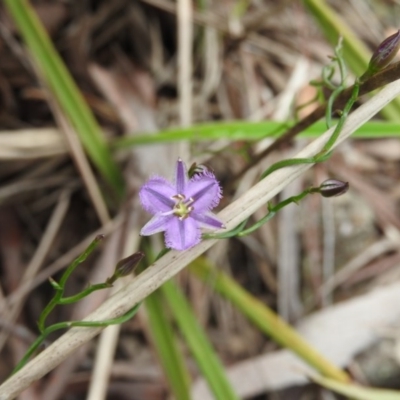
left=188, top=162, right=210, bottom=178
left=115, top=251, right=144, bottom=277
left=106, top=251, right=144, bottom=285
left=365, top=30, right=400, bottom=78
left=319, top=179, right=349, bottom=198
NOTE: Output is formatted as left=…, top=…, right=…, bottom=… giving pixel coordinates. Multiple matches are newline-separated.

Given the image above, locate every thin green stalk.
left=189, top=259, right=349, bottom=383
left=206, top=186, right=321, bottom=239
left=58, top=283, right=112, bottom=304
left=320, top=80, right=359, bottom=154
left=236, top=189, right=313, bottom=237
left=37, top=235, right=104, bottom=332
left=260, top=154, right=329, bottom=180
left=259, top=45, right=359, bottom=182
left=204, top=220, right=248, bottom=240
left=13, top=304, right=140, bottom=374
left=59, top=235, right=105, bottom=287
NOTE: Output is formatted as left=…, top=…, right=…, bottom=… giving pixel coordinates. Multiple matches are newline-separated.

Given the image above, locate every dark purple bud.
left=115, top=251, right=144, bottom=277
left=107, top=251, right=144, bottom=285
left=319, top=179, right=349, bottom=198
left=368, top=30, right=400, bottom=74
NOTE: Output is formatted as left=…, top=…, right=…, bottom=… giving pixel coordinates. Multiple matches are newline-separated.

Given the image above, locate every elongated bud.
left=319, top=179, right=349, bottom=198
left=106, top=251, right=144, bottom=285
left=116, top=251, right=144, bottom=276
left=362, top=30, right=400, bottom=80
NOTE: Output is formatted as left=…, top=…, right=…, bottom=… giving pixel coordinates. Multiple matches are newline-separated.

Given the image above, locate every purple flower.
left=139, top=159, right=225, bottom=250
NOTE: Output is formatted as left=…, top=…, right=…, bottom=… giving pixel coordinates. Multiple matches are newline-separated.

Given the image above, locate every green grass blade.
left=144, top=289, right=192, bottom=400
left=311, top=374, right=400, bottom=400
left=303, top=0, right=400, bottom=121
left=161, top=280, right=239, bottom=400
left=113, top=120, right=400, bottom=148
left=3, top=0, right=124, bottom=195
left=190, top=258, right=349, bottom=383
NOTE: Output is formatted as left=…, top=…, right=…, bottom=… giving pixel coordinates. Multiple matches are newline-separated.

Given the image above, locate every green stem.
left=13, top=304, right=140, bottom=374
left=238, top=189, right=317, bottom=236
left=208, top=187, right=320, bottom=240
left=58, top=283, right=112, bottom=304
left=37, top=235, right=104, bottom=332
left=203, top=220, right=248, bottom=240
left=234, top=58, right=400, bottom=183
left=37, top=293, right=62, bottom=334
left=319, top=80, right=359, bottom=155
left=325, top=81, right=345, bottom=128
left=260, top=156, right=319, bottom=180
left=59, top=235, right=104, bottom=287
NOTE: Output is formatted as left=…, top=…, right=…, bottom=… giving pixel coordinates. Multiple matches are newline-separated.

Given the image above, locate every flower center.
left=172, top=194, right=194, bottom=220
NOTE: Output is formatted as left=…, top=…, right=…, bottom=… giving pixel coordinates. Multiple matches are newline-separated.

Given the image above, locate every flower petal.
left=184, top=171, right=222, bottom=212
left=139, top=176, right=175, bottom=214
left=140, top=214, right=172, bottom=236
left=191, top=211, right=225, bottom=229
left=175, top=158, right=188, bottom=194
left=165, top=217, right=201, bottom=250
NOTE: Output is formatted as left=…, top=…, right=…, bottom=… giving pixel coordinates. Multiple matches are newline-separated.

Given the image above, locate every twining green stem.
left=325, top=85, right=343, bottom=128
left=260, top=152, right=331, bottom=180
left=209, top=57, right=359, bottom=240
left=320, top=39, right=348, bottom=129
left=205, top=43, right=358, bottom=243
left=321, top=64, right=336, bottom=90
left=58, top=283, right=112, bottom=304
left=259, top=43, right=359, bottom=182
left=234, top=58, right=400, bottom=182
left=320, top=80, right=359, bottom=154
left=15, top=241, right=143, bottom=376
left=237, top=188, right=318, bottom=236
left=60, top=235, right=104, bottom=287
left=37, top=235, right=104, bottom=332
left=206, top=186, right=321, bottom=240
left=203, top=220, right=248, bottom=240
left=13, top=303, right=141, bottom=374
